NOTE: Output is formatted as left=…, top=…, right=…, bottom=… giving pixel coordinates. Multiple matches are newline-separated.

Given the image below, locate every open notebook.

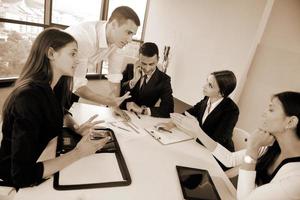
left=144, top=127, right=193, bottom=145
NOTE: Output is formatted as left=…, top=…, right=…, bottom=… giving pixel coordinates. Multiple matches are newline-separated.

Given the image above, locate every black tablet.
left=176, top=166, right=221, bottom=200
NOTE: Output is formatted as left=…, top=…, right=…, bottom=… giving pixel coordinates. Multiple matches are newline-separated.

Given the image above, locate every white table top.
left=14, top=103, right=236, bottom=200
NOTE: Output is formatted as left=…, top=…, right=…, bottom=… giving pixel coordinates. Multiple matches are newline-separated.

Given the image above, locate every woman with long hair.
left=0, top=28, right=109, bottom=188
left=172, top=91, right=300, bottom=199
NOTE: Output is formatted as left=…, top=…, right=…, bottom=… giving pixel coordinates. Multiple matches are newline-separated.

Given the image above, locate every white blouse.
left=212, top=144, right=300, bottom=199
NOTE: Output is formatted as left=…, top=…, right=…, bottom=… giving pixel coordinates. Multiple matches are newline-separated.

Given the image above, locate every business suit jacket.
left=186, top=96, right=239, bottom=152
left=121, top=64, right=174, bottom=118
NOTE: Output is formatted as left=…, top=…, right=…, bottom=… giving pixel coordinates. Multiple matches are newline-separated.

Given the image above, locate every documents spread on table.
left=69, top=103, right=192, bottom=144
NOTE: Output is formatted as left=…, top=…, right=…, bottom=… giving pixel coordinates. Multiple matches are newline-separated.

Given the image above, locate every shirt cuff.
left=73, top=77, right=88, bottom=92
left=212, top=143, right=246, bottom=168
left=237, top=169, right=257, bottom=199
left=106, top=73, right=123, bottom=83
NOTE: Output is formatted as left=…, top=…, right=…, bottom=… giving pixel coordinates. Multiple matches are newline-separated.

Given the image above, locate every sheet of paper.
left=145, top=127, right=193, bottom=145
left=59, top=153, right=123, bottom=185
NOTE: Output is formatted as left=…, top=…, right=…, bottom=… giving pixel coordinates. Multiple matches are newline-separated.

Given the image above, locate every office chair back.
left=226, top=127, right=250, bottom=182
left=232, top=127, right=250, bottom=151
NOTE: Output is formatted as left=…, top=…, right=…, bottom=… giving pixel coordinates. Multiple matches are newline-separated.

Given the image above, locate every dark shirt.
left=0, top=82, right=63, bottom=188
left=121, top=65, right=174, bottom=118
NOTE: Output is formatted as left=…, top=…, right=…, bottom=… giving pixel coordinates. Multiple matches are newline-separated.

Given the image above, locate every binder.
left=53, top=128, right=131, bottom=190
left=144, top=127, right=193, bottom=145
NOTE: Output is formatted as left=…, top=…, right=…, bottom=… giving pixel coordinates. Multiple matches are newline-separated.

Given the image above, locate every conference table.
left=14, top=103, right=236, bottom=200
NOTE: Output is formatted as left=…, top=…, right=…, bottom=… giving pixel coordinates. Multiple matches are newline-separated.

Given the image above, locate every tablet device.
left=58, top=128, right=115, bottom=154
left=176, top=166, right=221, bottom=200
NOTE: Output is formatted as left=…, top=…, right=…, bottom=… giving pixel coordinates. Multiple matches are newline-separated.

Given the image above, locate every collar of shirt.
left=207, top=97, right=223, bottom=113
left=141, top=68, right=157, bottom=83
left=97, top=21, right=108, bottom=49
left=202, top=97, right=223, bottom=124
left=91, top=21, right=118, bottom=63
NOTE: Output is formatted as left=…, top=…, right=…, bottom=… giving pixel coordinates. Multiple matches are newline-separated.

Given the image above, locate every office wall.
left=144, top=0, right=271, bottom=105
left=237, top=0, right=300, bottom=132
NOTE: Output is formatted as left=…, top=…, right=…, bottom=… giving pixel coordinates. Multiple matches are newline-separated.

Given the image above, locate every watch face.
left=244, top=155, right=256, bottom=164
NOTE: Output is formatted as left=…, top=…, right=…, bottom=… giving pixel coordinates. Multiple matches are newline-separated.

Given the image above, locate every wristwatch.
left=244, top=155, right=257, bottom=164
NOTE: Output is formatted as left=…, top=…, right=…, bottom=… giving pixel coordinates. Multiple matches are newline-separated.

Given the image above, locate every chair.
left=232, top=127, right=250, bottom=151
left=225, top=127, right=250, bottom=181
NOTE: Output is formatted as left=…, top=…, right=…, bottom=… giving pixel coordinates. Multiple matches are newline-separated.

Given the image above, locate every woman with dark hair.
left=172, top=91, right=300, bottom=199
left=0, top=28, right=109, bottom=188
left=159, top=70, right=239, bottom=153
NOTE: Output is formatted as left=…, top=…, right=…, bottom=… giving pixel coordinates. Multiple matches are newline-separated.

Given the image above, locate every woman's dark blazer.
left=186, top=96, right=239, bottom=152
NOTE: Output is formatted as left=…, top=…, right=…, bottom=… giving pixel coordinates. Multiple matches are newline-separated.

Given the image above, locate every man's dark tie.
left=140, top=75, right=147, bottom=91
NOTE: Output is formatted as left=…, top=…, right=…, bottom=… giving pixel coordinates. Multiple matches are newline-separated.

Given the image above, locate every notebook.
left=144, top=126, right=193, bottom=145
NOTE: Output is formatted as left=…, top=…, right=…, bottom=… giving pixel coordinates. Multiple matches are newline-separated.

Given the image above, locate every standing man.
left=65, top=6, right=140, bottom=108
left=120, top=42, right=174, bottom=118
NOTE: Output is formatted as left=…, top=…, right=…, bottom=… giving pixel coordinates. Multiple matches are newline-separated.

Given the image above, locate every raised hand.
left=170, top=112, right=200, bottom=134
left=75, top=132, right=110, bottom=158
left=111, top=91, right=131, bottom=107
left=74, top=114, right=104, bottom=136
left=248, top=129, right=275, bottom=149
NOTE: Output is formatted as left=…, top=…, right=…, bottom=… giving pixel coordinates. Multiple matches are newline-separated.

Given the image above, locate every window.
left=0, top=22, right=43, bottom=79
left=101, top=40, right=141, bottom=75
left=0, top=0, right=45, bottom=82
left=0, top=0, right=148, bottom=84
left=1, top=0, right=44, bottom=24
left=51, top=0, right=103, bottom=26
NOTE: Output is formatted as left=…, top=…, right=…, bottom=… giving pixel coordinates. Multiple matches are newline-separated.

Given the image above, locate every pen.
left=154, top=125, right=172, bottom=133
left=130, top=109, right=141, bottom=119
left=123, top=121, right=139, bottom=134
left=133, top=111, right=141, bottom=119
left=109, top=122, right=130, bottom=132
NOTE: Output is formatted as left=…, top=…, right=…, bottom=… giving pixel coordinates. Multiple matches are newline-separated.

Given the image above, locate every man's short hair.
left=108, top=6, right=140, bottom=26
left=139, top=42, right=159, bottom=58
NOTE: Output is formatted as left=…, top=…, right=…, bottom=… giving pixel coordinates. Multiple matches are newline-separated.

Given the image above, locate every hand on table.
left=113, top=107, right=131, bottom=121
left=170, top=112, right=200, bottom=138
